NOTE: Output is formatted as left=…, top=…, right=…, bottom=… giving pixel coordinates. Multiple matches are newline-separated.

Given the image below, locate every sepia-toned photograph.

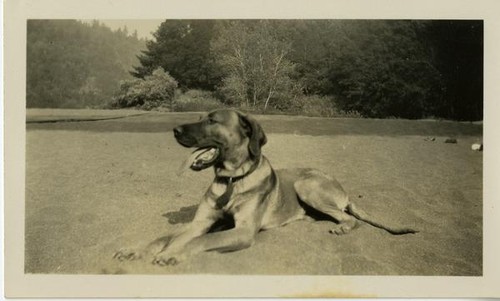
left=4, top=0, right=500, bottom=298
left=24, top=18, right=483, bottom=275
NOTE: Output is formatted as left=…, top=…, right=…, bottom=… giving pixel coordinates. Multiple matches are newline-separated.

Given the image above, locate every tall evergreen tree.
left=132, top=20, right=221, bottom=91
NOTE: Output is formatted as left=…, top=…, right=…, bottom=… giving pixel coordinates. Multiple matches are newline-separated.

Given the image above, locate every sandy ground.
left=25, top=111, right=483, bottom=275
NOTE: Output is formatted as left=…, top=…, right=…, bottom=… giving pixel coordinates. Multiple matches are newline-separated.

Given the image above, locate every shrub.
left=112, top=67, right=177, bottom=110
left=173, top=89, right=226, bottom=112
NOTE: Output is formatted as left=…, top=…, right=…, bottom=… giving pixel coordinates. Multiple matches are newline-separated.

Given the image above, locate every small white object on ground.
left=471, top=143, right=483, bottom=151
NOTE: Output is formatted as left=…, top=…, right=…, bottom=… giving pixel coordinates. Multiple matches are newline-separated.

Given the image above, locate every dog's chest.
left=206, top=181, right=242, bottom=211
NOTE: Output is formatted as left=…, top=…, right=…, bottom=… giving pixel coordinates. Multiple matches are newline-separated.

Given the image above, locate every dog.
left=114, top=109, right=417, bottom=266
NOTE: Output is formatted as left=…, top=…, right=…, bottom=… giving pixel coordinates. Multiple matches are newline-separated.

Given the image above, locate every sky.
left=84, top=19, right=164, bottom=39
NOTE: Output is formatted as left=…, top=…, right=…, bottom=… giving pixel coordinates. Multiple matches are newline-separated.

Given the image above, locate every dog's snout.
left=173, top=126, right=183, bottom=137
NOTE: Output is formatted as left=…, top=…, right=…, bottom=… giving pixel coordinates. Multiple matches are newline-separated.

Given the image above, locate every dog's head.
left=173, top=109, right=267, bottom=172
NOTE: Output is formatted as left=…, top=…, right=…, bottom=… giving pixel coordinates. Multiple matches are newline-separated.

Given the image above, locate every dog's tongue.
left=176, top=147, right=218, bottom=176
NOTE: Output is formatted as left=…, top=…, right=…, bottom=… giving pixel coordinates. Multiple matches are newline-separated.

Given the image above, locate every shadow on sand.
left=163, top=205, right=235, bottom=233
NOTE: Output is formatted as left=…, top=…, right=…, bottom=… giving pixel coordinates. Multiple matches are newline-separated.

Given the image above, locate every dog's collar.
left=213, top=157, right=261, bottom=209
left=215, top=157, right=260, bottom=184
left=215, top=155, right=261, bottom=183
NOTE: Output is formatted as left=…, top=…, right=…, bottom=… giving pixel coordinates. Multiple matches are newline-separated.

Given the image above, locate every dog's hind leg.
left=293, top=170, right=357, bottom=235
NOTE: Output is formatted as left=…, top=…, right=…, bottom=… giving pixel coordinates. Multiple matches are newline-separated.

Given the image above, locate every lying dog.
left=115, top=109, right=417, bottom=266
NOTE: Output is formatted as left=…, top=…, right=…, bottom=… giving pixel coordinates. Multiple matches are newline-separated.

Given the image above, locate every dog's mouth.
left=177, top=146, right=221, bottom=174
left=190, top=146, right=221, bottom=171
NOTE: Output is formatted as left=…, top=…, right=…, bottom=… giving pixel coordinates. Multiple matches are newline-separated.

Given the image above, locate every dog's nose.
left=173, top=126, right=183, bottom=137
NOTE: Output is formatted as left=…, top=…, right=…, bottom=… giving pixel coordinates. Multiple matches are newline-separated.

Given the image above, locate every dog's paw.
left=329, top=224, right=352, bottom=235
left=113, top=248, right=143, bottom=261
left=152, top=256, right=179, bottom=266
left=152, top=252, right=186, bottom=266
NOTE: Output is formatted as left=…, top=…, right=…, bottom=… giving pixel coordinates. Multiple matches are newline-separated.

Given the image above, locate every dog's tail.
left=346, top=203, right=418, bottom=235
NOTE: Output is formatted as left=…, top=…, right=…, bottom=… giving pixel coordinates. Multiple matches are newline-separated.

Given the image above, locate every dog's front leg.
left=154, top=226, right=257, bottom=266
left=153, top=201, right=261, bottom=265
left=114, top=200, right=219, bottom=262
left=186, top=225, right=257, bottom=252
left=152, top=200, right=221, bottom=265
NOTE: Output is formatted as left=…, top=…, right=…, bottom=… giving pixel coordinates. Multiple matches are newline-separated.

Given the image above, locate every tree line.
left=27, top=20, right=146, bottom=108
left=27, top=19, right=483, bottom=120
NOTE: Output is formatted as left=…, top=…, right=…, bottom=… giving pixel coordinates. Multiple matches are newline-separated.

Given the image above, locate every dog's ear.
left=238, top=112, right=267, bottom=159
